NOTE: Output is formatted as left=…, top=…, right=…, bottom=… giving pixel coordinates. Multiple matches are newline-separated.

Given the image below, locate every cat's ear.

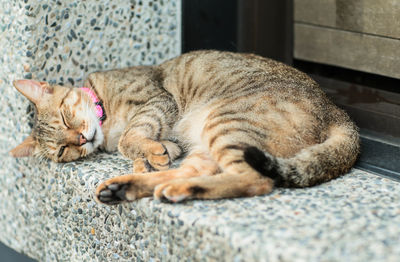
left=9, top=135, right=37, bottom=157
left=13, top=80, right=53, bottom=105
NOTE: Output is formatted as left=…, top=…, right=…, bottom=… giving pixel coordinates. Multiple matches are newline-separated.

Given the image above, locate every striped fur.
left=11, top=50, right=359, bottom=203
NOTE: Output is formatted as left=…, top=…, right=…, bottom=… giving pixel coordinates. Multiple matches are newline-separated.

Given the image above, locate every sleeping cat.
left=10, top=50, right=359, bottom=204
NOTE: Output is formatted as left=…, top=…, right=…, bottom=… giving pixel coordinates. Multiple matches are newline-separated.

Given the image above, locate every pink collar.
left=80, top=87, right=106, bottom=126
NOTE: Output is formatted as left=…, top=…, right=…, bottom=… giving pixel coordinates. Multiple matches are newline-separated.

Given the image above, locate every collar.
left=80, top=87, right=106, bottom=126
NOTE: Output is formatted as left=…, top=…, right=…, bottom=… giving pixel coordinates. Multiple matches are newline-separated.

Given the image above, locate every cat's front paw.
left=133, top=158, right=153, bottom=173
left=95, top=175, right=146, bottom=205
left=96, top=182, right=130, bottom=205
left=144, top=141, right=171, bottom=171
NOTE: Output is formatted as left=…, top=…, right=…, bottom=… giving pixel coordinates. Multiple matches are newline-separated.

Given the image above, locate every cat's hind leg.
left=153, top=145, right=275, bottom=202
left=154, top=144, right=276, bottom=202
left=95, top=150, right=219, bottom=205
left=153, top=170, right=273, bottom=202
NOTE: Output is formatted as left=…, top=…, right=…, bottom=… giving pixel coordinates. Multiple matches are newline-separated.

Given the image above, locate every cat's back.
left=161, top=50, right=315, bottom=85
left=87, top=66, right=163, bottom=99
left=159, top=50, right=322, bottom=112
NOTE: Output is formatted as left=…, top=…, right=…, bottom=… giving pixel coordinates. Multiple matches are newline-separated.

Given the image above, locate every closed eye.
left=60, top=111, right=71, bottom=129
left=58, top=145, right=67, bottom=158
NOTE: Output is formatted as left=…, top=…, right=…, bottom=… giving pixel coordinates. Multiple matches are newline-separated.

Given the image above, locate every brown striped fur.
left=11, top=50, right=359, bottom=203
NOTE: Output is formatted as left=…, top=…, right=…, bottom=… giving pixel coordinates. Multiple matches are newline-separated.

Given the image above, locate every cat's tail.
left=244, top=121, right=360, bottom=187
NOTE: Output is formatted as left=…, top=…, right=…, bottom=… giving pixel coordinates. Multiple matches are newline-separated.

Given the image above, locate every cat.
left=10, top=50, right=359, bottom=204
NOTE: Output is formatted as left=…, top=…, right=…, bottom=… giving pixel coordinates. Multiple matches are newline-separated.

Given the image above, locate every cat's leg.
left=119, top=110, right=183, bottom=171
left=131, top=140, right=182, bottom=173
left=95, top=150, right=219, bottom=204
left=118, top=94, right=181, bottom=171
left=153, top=145, right=275, bottom=202
left=153, top=171, right=273, bottom=202
left=120, top=134, right=181, bottom=172
left=132, top=158, right=150, bottom=173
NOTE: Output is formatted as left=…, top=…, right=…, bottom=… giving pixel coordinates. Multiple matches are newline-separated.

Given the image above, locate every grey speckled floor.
left=0, top=152, right=399, bottom=262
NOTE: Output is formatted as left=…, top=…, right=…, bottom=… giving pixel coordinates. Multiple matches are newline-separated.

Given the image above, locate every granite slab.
left=0, top=151, right=399, bottom=262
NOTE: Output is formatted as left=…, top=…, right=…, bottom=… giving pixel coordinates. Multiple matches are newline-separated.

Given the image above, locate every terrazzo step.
left=1, top=152, right=399, bottom=261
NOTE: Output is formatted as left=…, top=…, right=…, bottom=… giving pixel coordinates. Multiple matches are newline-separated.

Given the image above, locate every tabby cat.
left=10, top=50, right=359, bottom=204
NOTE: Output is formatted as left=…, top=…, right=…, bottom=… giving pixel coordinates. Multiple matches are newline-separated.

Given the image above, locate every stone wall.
left=0, top=0, right=181, bottom=260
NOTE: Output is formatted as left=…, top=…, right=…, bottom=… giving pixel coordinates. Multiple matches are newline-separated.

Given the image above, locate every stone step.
left=1, top=153, right=399, bottom=261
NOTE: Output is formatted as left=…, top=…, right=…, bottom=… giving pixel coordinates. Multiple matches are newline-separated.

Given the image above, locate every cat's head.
left=10, top=80, right=104, bottom=162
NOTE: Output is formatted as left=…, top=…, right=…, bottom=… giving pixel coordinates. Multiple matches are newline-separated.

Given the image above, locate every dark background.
left=183, top=0, right=293, bottom=64
left=0, top=242, right=34, bottom=262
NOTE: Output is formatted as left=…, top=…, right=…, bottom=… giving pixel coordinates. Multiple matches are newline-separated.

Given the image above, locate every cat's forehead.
left=54, top=85, right=76, bottom=103
left=61, top=88, right=82, bottom=105
left=37, top=85, right=77, bottom=110
left=33, top=85, right=70, bottom=123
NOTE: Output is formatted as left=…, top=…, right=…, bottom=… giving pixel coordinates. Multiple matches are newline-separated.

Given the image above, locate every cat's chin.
left=91, top=130, right=104, bottom=151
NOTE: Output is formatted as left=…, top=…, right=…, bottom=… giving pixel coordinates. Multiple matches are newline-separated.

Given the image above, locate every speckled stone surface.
left=2, top=1, right=400, bottom=262
left=1, top=0, right=181, bottom=86
left=1, top=154, right=400, bottom=261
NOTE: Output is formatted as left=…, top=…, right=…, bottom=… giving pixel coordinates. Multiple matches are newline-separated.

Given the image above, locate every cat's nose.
left=79, top=134, right=87, bottom=145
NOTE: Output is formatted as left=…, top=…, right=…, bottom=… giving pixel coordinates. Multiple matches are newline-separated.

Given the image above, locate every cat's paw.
left=160, top=140, right=182, bottom=161
left=144, top=141, right=171, bottom=171
left=133, top=158, right=153, bottom=173
left=154, top=180, right=206, bottom=203
left=96, top=183, right=130, bottom=205
left=95, top=175, right=140, bottom=205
